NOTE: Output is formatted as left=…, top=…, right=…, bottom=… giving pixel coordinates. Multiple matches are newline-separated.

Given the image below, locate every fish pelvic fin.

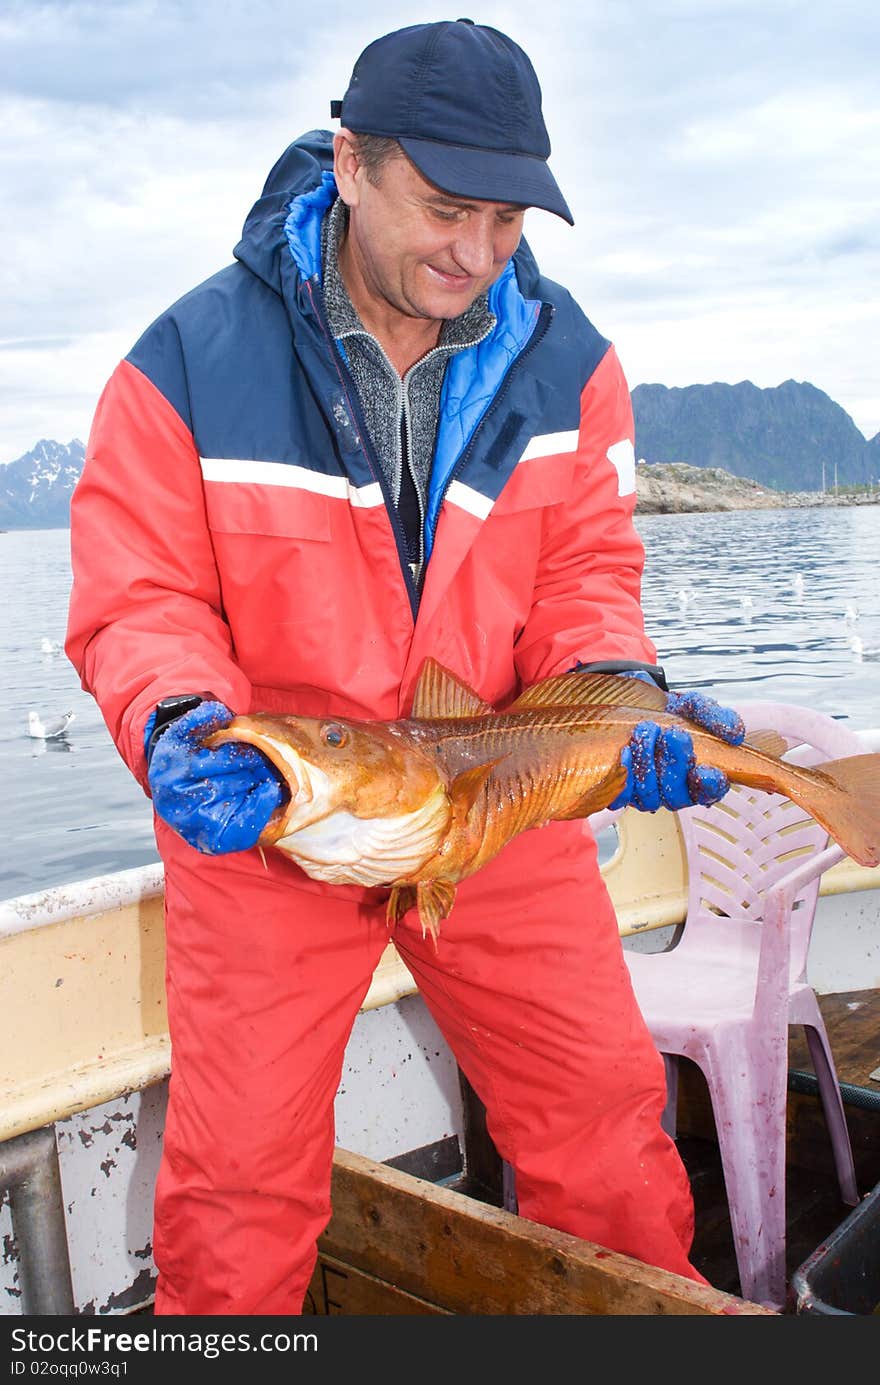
left=410, top=658, right=495, bottom=719
left=387, top=885, right=417, bottom=927
left=508, top=670, right=668, bottom=714
left=417, top=879, right=457, bottom=949
left=385, top=878, right=458, bottom=950
left=804, top=753, right=880, bottom=867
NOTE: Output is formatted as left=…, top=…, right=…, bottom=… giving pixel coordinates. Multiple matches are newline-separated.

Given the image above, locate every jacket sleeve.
left=65, top=354, right=254, bottom=792
left=513, top=343, right=657, bottom=686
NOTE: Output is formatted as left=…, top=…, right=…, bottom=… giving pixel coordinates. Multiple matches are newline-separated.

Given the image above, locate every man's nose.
left=451, top=217, right=496, bottom=276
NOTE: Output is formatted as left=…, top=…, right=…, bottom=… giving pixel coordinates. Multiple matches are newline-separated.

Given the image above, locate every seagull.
left=848, top=636, right=880, bottom=661
left=39, top=637, right=63, bottom=655
left=675, top=587, right=698, bottom=606
left=843, top=603, right=860, bottom=624
left=27, top=709, right=75, bottom=740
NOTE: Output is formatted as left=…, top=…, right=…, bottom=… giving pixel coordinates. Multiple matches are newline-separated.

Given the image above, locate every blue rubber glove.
left=612, top=672, right=745, bottom=812
left=145, top=700, right=284, bottom=854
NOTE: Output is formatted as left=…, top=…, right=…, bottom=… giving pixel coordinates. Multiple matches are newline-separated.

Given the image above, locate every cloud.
left=1, top=0, right=878, bottom=462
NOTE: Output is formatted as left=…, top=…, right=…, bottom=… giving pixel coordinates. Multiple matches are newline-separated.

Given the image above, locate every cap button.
left=456, top=16, right=475, bottom=22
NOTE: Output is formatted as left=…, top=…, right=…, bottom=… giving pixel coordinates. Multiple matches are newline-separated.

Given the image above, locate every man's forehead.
left=426, top=188, right=527, bottom=214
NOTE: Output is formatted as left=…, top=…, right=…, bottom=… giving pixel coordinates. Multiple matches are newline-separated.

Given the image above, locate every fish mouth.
left=205, top=726, right=319, bottom=842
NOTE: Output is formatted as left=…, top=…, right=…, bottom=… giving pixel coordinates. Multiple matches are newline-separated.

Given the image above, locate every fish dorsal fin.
left=508, top=671, right=668, bottom=714
left=743, top=728, right=789, bottom=758
left=411, top=658, right=495, bottom=719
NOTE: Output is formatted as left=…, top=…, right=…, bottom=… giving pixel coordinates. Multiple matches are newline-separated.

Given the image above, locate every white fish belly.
left=273, top=795, right=448, bottom=887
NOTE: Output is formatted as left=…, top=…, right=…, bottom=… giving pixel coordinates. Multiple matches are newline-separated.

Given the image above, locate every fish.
left=206, top=659, right=880, bottom=944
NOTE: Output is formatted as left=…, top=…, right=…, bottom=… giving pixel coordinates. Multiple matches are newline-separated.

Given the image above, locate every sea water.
left=0, top=506, right=877, bottom=901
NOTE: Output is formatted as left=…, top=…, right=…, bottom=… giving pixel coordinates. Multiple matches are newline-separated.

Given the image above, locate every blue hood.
left=233, top=130, right=336, bottom=293
left=233, top=128, right=548, bottom=301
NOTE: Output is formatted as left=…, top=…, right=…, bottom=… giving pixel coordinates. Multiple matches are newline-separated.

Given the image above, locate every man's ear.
left=333, top=129, right=362, bottom=207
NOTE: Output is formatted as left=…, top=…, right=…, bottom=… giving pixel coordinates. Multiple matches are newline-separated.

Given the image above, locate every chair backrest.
left=675, top=701, right=865, bottom=982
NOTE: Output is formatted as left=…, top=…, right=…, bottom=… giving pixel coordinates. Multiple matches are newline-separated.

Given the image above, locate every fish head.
left=205, top=713, right=446, bottom=844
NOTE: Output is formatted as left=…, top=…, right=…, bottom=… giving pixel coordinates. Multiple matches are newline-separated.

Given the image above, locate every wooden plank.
left=304, top=1252, right=450, bottom=1315
left=317, top=1147, right=773, bottom=1315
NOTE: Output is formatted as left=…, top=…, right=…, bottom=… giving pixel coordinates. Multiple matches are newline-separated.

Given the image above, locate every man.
left=66, top=20, right=743, bottom=1315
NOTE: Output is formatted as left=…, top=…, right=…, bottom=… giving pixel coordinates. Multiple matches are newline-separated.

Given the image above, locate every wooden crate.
left=304, top=1147, right=773, bottom=1316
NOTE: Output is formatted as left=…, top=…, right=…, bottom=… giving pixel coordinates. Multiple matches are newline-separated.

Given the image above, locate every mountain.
left=0, top=439, right=85, bottom=529
left=2, top=379, right=879, bottom=527
left=632, top=380, right=877, bottom=492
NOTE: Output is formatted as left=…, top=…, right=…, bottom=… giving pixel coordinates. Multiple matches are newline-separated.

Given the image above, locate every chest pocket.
left=203, top=478, right=333, bottom=541
left=491, top=446, right=578, bottom=517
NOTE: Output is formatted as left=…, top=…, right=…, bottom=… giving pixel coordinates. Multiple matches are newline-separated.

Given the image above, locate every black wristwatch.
left=146, top=692, right=217, bottom=764
left=571, top=660, right=669, bottom=691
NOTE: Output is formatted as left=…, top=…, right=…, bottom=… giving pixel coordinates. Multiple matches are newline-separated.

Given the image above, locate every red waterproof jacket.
left=67, top=131, right=656, bottom=812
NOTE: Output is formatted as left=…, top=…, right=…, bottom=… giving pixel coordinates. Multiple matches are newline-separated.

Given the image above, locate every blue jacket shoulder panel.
left=126, top=259, right=361, bottom=478
left=514, top=242, right=611, bottom=395
left=123, top=131, right=616, bottom=512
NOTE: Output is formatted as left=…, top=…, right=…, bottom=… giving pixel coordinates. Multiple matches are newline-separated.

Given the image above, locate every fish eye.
left=321, top=722, right=347, bottom=748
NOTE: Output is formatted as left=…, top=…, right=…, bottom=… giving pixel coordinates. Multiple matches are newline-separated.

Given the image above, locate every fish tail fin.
left=794, top=753, right=880, bottom=868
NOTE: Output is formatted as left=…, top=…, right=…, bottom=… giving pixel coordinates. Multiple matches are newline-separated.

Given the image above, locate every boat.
left=1, top=721, right=879, bottom=1318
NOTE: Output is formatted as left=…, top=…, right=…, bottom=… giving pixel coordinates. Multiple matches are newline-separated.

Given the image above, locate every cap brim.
left=398, top=136, right=574, bottom=225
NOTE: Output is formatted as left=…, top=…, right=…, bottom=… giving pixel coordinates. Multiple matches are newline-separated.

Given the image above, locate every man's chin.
left=413, top=279, right=484, bottom=319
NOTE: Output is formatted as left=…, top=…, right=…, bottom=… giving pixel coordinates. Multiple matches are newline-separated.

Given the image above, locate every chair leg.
left=661, top=1053, right=679, bottom=1138
left=502, top=1160, right=519, bottom=1214
left=703, top=1040, right=789, bottom=1309
left=803, top=1025, right=859, bottom=1205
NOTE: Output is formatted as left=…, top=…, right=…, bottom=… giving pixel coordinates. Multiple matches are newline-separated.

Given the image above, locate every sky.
left=1, top=0, right=878, bottom=464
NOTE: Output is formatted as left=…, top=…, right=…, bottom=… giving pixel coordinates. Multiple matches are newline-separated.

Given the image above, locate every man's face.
left=336, top=141, right=527, bottom=325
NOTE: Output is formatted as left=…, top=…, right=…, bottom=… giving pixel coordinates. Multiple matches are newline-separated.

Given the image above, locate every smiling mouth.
left=426, top=265, right=473, bottom=287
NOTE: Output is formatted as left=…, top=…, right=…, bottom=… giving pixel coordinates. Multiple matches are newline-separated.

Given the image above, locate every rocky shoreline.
left=635, top=462, right=879, bottom=515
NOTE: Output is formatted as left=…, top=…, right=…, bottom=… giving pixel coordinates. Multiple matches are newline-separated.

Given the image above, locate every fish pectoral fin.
left=553, top=764, right=630, bottom=821
left=507, top=671, right=668, bottom=714
left=417, top=879, right=457, bottom=947
left=449, top=758, right=506, bottom=816
left=410, top=658, right=496, bottom=719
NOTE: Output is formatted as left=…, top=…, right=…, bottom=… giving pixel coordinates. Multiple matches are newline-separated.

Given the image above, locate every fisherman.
left=66, top=19, right=746, bottom=1315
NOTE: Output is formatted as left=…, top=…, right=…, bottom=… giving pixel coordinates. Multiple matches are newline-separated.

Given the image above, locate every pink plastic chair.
left=616, top=701, right=861, bottom=1309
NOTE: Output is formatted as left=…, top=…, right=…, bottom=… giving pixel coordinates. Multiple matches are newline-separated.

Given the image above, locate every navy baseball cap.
left=332, top=19, right=573, bottom=224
